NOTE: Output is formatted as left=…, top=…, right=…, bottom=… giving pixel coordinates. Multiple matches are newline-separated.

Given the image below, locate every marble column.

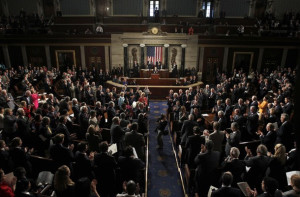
left=3, top=45, right=11, bottom=68
left=21, top=46, right=28, bottom=67
left=90, top=0, right=96, bottom=16
left=248, top=0, right=256, bottom=17
left=80, top=45, right=86, bottom=69
left=164, top=44, right=169, bottom=69
left=181, top=44, right=186, bottom=77
left=222, top=47, right=229, bottom=72
left=37, top=0, right=44, bottom=17
left=123, top=44, right=128, bottom=76
left=1, top=0, right=9, bottom=16
left=198, top=47, right=204, bottom=79
left=45, top=45, right=51, bottom=69
left=140, top=44, right=145, bottom=67
left=105, top=46, right=110, bottom=72
left=143, top=0, right=148, bottom=17
left=257, top=48, right=264, bottom=72
left=281, top=48, right=288, bottom=67
left=214, top=0, right=220, bottom=18
left=54, top=0, right=61, bottom=13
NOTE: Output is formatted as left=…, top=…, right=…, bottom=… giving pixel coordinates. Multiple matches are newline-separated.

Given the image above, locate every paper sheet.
left=108, top=143, right=118, bottom=155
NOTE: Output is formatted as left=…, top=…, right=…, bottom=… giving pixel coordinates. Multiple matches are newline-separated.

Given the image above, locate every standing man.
left=154, top=7, right=159, bottom=23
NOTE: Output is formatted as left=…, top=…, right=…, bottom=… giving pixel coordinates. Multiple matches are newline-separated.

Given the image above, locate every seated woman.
left=54, top=165, right=75, bottom=197
left=138, top=92, right=148, bottom=107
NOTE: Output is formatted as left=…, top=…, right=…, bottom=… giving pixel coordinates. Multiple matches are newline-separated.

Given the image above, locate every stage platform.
left=105, top=79, right=204, bottom=99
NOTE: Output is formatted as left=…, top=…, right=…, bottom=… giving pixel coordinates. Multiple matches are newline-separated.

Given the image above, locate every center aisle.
left=147, top=101, right=185, bottom=197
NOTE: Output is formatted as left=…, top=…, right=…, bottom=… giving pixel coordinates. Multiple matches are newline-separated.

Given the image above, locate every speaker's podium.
left=151, top=73, right=160, bottom=79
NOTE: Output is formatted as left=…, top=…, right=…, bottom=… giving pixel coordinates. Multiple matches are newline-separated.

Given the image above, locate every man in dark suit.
left=180, top=114, right=198, bottom=146
left=107, top=101, right=116, bottom=127
left=15, top=108, right=30, bottom=146
left=118, top=146, right=145, bottom=183
left=79, top=106, right=89, bottom=139
left=246, top=106, right=259, bottom=140
left=94, top=142, right=118, bottom=197
left=225, top=122, right=241, bottom=156
left=211, top=171, right=243, bottom=197
left=185, top=126, right=205, bottom=169
left=71, top=98, right=80, bottom=124
left=244, top=144, right=270, bottom=194
left=124, top=122, right=145, bottom=159
left=217, top=111, right=228, bottom=131
left=50, top=133, right=74, bottom=171
left=110, top=117, right=127, bottom=152
left=220, top=147, right=245, bottom=188
left=21, top=90, right=32, bottom=106
left=234, top=98, right=247, bottom=115
left=224, top=99, right=233, bottom=122
left=257, top=123, right=277, bottom=153
left=194, top=140, right=221, bottom=197
left=282, top=97, right=293, bottom=116
left=55, top=116, right=71, bottom=147
left=74, top=142, right=93, bottom=179
left=276, top=113, right=293, bottom=151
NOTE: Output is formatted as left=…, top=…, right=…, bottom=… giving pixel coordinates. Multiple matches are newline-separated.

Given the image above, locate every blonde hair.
left=273, top=144, right=286, bottom=165
left=54, top=165, right=74, bottom=193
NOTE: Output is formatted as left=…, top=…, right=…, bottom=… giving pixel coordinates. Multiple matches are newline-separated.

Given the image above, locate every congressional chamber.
left=0, top=0, right=299, bottom=197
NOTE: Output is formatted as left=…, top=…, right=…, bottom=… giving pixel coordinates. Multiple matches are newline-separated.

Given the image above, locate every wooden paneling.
left=0, top=47, right=4, bottom=65
left=262, top=48, right=283, bottom=70
left=26, top=46, right=47, bottom=66
left=84, top=46, right=105, bottom=71
left=50, top=46, right=81, bottom=68
left=8, top=46, right=23, bottom=68
left=285, top=49, right=298, bottom=69
left=227, top=48, right=259, bottom=73
left=203, top=47, right=224, bottom=83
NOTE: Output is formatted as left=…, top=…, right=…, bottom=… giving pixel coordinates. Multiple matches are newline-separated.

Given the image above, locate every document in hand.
left=286, top=171, right=300, bottom=185
left=207, top=185, right=218, bottom=197
left=108, top=143, right=118, bottom=155
left=237, top=182, right=251, bottom=197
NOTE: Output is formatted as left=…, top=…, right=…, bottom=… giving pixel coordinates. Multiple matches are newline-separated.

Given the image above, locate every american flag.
left=147, top=46, right=163, bottom=63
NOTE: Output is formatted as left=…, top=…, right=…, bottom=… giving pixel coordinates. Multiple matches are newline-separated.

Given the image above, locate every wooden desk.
left=151, top=74, right=160, bottom=79
left=140, top=69, right=169, bottom=78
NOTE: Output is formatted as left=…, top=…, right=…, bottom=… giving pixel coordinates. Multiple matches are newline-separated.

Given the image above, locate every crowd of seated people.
left=0, top=11, right=52, bottom=34
left=0, top=64, right=151, bottom=197
left=256, top=11, right=300, bottom=37
left=166, top=66, right=298, bottom=196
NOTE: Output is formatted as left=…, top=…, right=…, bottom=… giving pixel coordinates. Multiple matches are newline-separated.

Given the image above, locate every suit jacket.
left=118, top=156, right=145, bottom=182
left=244, top=155, right=270, bottom=190
left=124, top=130, right=145, bottom=159
left=224, top=105, right=233, bottom=122
left=211, top=187, right=243, bottom=197
left=209, top=130, right=224, bottom=153
left=94, top=152, right=117, bottom=191
left=180, top=119, right=198, bottom=145
left=225, top=131, right=241, bottom=156
left=72, top=105, right=80, bottom=123
left=276, top=121, right=293, bottom=151
left=221, top=159, right=246, bottom=187
left=246, top=113, right=259, bottom=137
left=74, top=152, right=93, bottom=179
left=260, top=131, right=277, bottom=152
left=110, top=123, right=126, bottom=151
left=218, top=117, right=228, bottom=131
left=50, top=144, right=74, bottom=169
left=194, top=150, right=221, bottom=195
left=283, top=103, right=293, bottom=115
left=56, top=123, right=71, bottom=146
left=185, top=135, right=205, bottom=169
left=3, top=115, right=17, bottom=137
left=10, top=147, right=31, bottom=173
left=234, top=104, right=247, bottom=115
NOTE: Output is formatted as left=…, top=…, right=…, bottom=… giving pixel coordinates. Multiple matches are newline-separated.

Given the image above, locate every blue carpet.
left=147, top=101, right=185, bottom=197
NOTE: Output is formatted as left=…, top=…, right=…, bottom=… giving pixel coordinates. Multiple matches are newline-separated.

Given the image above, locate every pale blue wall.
left=220, top=0, right=249, bottom=17
left=60, top=0, right=90, bottom=15
left=166, top=0, right=197, bottom=16
left=113, top=0, right=142, bottom=15
left=8, top=0, right=38, bottom=15
left=273, top=0, right=300, bottom=18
